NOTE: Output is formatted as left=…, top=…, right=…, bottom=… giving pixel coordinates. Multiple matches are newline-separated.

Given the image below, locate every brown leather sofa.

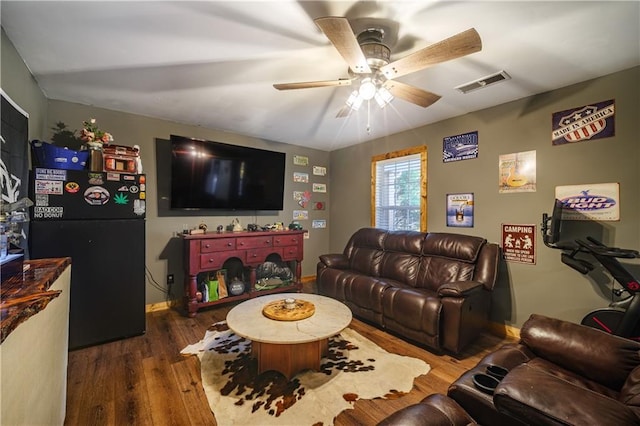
left=378, top=314, right=640, bottom=425
left=316, top=228, right=499, bottom=353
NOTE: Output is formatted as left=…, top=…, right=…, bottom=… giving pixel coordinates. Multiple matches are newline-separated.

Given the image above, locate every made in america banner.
left=552, top=99, right=615, bottom=145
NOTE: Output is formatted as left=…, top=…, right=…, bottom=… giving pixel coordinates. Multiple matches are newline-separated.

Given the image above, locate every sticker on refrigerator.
left=84, top=186, right=110, bottom=205
left=114, top=193, right=129, bottom=205
left=35, top=168, right=67, bottom=180
left=65, top=182, right=80, bottom=193
left=88, top=174, right=104, bottom=185
left=134, top=199, right=146, bottom=216
left=35, top=180, right=64, bottom=195
left=34, top=194, right=49, bottom=206
left=32, top=206, right=64, bottom=219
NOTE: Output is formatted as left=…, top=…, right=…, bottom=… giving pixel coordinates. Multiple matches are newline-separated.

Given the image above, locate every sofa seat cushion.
left=343, top=276, right=394, bottom=323
left=382, top=287, right=441, bottom=339
left=526, top=358, right=619, bottom=399
left=495, top=364, right=639, bottom=426
left=316, top=268, right=362, bottom=302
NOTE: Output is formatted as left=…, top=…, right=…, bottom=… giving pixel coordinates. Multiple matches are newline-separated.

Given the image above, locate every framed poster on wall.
left=446, top=193, right=474, bottom=227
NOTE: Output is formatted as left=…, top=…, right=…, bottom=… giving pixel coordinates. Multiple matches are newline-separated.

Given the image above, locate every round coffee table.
left=226, top=293, right=352, bottom=379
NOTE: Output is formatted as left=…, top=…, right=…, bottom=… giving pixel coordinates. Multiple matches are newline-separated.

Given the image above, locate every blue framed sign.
left=443, top=131, right=478, bottom=163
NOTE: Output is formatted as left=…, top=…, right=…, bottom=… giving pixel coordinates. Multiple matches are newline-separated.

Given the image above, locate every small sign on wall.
left=498, top=150, right=536, bottom=193
left=446, top=193, right=474, bottom=227
left=555, top=182, right=619, bottom=221
left=552, top=99, right=615, bottom=145
left=293, top=172, right=308, bottom=183
left=501, top=223, right=536, bottom=265
left=293, top=155, right=309, bottom=166
left=443, top=131, right=478, bottom=162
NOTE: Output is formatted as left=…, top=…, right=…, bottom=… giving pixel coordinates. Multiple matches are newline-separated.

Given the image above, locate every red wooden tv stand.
left=180, top=230, right=304, bottom=317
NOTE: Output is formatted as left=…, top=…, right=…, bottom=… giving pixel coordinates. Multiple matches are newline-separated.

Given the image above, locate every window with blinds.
left=371, top=146, right=427, bottom=232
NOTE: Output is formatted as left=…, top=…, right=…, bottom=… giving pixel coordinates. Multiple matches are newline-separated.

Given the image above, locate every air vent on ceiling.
left=455, top=70, right=511, bottom=94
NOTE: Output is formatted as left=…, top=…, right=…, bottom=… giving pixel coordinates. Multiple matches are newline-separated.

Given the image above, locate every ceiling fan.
left=273, top=16, right=482, bottom=116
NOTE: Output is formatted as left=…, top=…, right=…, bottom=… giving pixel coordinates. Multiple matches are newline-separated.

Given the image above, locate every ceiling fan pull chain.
left=366, top=100, right=371, bottom=134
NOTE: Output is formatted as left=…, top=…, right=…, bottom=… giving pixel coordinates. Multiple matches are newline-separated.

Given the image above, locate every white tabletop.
left=226, top=293, right=352, bottom=344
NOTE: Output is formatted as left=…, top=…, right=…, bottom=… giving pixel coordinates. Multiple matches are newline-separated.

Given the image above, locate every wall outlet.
left=167, top=274, right=174, bottom=285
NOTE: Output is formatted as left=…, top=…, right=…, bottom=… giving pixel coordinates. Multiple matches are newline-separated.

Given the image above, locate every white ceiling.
left=2, top=1, right=639, bottom=151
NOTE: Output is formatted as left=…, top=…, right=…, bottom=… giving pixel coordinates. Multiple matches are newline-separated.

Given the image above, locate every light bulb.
left=359, top=78, right=377, bottom=100
left=346, top=90, right=363, bottom=111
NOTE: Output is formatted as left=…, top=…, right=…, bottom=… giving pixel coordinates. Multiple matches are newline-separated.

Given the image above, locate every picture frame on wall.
left=446, top=193, right=474, bottom=227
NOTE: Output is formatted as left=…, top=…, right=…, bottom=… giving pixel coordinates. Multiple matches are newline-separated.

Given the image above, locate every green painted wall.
left=328, top=66, right=640, bottom=327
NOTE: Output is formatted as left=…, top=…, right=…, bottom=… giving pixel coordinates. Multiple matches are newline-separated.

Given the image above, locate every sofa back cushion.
left=344, top=228, right=387, bottom=276
left=521, top=314, right=640, bottom=391
left=378, top=230, right=424, bottom=286
left=416, top=233, right=487, bottom=291
left=342, top=228, right=497, bottom=291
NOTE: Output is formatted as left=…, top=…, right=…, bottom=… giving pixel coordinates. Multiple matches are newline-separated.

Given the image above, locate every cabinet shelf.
left=180, top=230, right=305, bottom=316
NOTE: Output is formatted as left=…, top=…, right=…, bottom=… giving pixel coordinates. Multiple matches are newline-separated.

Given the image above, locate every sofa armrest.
left=318, top=253, right=350, bottom=269
left=494, top=364, right=640, bottom=425
left=437, top=280, right=484, bottom=297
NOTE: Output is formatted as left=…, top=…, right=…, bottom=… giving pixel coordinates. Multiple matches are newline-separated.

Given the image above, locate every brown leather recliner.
left=316, top=228, right=499, bottom=353
left=379, top=314, right=640, bottom=425
left=492, top=314, right=640, bottom=425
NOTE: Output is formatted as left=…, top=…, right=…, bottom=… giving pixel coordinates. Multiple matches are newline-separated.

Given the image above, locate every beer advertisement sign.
left=555, top=182, right=620, bottom=221
left=446, top=193, right=474, bottom=227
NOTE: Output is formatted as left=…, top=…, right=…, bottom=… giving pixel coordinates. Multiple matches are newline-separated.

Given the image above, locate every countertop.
left=0, top=257, right=71, bottom=343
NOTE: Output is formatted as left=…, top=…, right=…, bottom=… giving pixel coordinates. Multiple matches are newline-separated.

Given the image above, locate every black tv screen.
left=170, top=135, right=285, bottom=211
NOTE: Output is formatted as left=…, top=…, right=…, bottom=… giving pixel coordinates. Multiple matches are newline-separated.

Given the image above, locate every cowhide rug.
left=181, top=321, right=430, bottom=426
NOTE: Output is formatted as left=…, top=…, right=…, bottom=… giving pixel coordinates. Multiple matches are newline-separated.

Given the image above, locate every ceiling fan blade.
left=273, top=79, right=352, bottom=90
left=380, top=28, right=481, bottom=80
left=314, top=16, right=371, bottom=74
left=383, top=80, right=441, bottom=108
left=336, top=105, right=353, bottom=118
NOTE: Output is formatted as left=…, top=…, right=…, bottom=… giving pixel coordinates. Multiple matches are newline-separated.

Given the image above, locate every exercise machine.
left=542, top=200, right=640, bottom=340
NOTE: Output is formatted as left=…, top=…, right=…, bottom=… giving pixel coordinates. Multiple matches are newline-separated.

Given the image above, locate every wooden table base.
left=252, top=338, right=329, bottom=380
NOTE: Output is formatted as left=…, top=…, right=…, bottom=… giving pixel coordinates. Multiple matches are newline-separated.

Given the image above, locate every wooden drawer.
left=236, top=236, right=273, bottom=249
left=281, top=246, right=299, bottom=259
left=200, top=238, right=236, bottom=253
left=199, top=250, right=246, bottom=269
left=273, top=234, right=301, bottom=247
left=246, top=247, right=283, bottom=264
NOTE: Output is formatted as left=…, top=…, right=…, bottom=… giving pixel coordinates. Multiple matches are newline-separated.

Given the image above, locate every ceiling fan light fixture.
left=359, top=78, right=377, bottom=100
left=374, top=86, right=394, bottom=108
left=346, top=90, right=363, bottom=110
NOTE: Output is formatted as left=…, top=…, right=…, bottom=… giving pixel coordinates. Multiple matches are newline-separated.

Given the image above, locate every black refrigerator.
left=29, top=167, right=146, bottom=349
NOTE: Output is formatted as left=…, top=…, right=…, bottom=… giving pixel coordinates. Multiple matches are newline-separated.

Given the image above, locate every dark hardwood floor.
left=65, top=288, right=514, bottom=425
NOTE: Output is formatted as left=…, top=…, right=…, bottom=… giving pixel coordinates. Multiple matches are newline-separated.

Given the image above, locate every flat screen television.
left=170, top=135, right=286, bottom=211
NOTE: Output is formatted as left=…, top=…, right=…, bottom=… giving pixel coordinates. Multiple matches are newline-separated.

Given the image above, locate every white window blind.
left=374, top=153, right=422, bottom=231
